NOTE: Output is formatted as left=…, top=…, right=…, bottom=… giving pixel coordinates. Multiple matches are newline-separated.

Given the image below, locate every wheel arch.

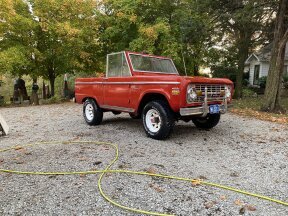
left=137, top=92, right=172, bottom=116
left=82, top=97, right=99, bottom=106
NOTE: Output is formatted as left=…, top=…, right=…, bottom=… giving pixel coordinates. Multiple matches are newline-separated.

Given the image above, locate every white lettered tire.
left=142, top=100, right=175, bottom=140
left=83, top=99, right=103, bottom=125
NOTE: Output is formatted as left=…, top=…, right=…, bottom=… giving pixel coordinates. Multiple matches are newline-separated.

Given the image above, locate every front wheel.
left=83, top=99, right=103, bottom=125
left=142, top=100, right=175, bottom=140
left=192, top=114, right=220, bottom=129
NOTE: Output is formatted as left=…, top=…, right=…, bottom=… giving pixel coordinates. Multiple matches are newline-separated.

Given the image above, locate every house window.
left=107, top=52, right=131, bottom=77
left=253, top=65, right=260, bottom=85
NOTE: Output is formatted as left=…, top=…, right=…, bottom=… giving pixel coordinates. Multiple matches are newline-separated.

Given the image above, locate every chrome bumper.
left=180, top=86, right=230, bottom=117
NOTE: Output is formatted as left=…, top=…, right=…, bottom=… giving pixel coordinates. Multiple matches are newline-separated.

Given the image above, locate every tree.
left=261, top=0, right=288, bottom=113
left=0, top=0, right=101, bottom=96
left=0, top=0, right=37, bottom=77
left=97, top=0, right=213, bottom=75
left=30, top=0, right=100, bottom=96
left=199, top=0, right=277, bottom=98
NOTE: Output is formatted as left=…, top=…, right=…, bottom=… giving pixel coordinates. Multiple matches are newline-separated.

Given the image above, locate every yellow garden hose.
left=0, top=141, right=287, bottom=216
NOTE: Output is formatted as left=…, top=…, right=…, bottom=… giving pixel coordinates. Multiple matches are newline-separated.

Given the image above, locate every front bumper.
left=180, top=104, right=230, bottom=116
left=180, top=86, right=231, bottom=117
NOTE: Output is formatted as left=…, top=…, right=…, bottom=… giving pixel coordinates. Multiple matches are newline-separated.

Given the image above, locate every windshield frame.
left=128, top=53, right=179, bottom=75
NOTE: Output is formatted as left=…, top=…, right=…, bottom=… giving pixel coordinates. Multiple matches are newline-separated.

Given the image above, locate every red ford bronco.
left=75, top=51, right=233, bottom=140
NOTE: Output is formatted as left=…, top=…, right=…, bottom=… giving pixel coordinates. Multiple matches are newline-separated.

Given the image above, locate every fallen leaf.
left=191, top=179, right=202, bottom=186
left=220, top=195, right=227, bottom=201
left=234, top=199, right=244, bottom=206
left=204, top=201, right=217, bottom=209
left=14, top=146, right=24, bottom=151
left=146, top=167, right=157, bottom=174
left=271, top=128, right=280, bottom=132
left=79, top=174, right=86, bottom=178
left=246, top=204, right=256, bottom=211
left=149, top=183, right=165, bottom=192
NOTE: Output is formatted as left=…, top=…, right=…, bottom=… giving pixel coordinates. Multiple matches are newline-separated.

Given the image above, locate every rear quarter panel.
left=75, top=78, right=104, bottom=105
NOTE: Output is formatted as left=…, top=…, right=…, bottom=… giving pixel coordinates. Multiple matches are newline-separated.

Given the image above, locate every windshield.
left=129, top=54, right=178, bottom=74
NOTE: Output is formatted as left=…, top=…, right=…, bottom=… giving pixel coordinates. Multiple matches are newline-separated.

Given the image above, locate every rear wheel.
left=142, top=100, right=175, bottom=140
left=83, top=99, right=103, bottom=125
left=192, top=114, right=220, bottom=129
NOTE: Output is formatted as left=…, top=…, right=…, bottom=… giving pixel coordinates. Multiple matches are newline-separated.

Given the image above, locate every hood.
left=183, top=76, right=233, bottom=85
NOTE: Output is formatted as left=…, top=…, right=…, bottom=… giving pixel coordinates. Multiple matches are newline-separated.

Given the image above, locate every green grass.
left=233, top=96, right=288, bottom=113
left=232, top=96, right=288, bottom=124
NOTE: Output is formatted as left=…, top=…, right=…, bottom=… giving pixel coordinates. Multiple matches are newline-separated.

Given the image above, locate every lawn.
left=231, top=96, right=288, bottom=124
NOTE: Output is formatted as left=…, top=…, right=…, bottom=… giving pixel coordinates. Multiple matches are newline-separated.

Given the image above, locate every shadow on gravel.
left=101, top=116, right=141, bottom=126
left=100, top=116, right=228, bottom=140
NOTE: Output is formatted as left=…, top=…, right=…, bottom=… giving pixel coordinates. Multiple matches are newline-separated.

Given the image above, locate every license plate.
left=209, top=105, right=220, bottom=114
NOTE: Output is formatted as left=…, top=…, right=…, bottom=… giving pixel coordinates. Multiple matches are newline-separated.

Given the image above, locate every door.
left=103, top=52, right=132, bottom=111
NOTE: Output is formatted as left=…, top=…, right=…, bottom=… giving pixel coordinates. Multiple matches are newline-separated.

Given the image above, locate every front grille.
left=194, top=84, right=225, bottom=102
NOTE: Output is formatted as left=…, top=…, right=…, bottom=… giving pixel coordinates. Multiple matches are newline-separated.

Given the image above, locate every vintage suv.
left=75, top=51, right=233, bottom=140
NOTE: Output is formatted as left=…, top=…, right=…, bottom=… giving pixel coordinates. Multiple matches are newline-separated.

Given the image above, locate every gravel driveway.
left=0, top=102, right=287, bottom=216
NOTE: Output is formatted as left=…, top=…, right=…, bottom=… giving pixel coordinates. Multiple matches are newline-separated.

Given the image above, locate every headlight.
left=225, top=86, right=232, bottom=99
left=187, top=85, right=198, bottom=103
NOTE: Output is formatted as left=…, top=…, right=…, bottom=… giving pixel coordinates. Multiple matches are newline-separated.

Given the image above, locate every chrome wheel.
left=85, top=103, right=94, bottom=121
left=145, top=109, right=162, bottom=133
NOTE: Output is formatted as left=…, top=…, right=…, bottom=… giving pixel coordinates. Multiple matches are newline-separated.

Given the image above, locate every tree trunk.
left=42, top=81, right=46, bottom=99
left=48, top=67, right=56, bottom=97
left=261, top=0, right=288, bottom=113
left=234, top=31, right=250, bottom=99
left=49, top=75, right=55, bottom=97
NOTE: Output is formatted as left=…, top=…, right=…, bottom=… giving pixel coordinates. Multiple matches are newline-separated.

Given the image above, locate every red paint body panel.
left=75, top=51, right=233, bottom=114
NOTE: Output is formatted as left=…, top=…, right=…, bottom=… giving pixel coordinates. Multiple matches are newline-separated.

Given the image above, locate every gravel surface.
left=0, top=102, right=287, bottom=216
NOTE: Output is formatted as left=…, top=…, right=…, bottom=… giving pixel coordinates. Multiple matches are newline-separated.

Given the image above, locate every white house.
left=245, top=43, right=288, bottom=86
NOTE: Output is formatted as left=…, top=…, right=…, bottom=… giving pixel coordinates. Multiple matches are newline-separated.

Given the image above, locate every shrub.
left=242, top=79, right=250, bottom=87
left=0, top=96, right=5, bottom=106
left=242, top=88, right=256, bottom=98
left=210, top=65, right=237, bottom=82
left=259, top=76, right=267, bottom=89
left=40, top=96, right=68, bottom=105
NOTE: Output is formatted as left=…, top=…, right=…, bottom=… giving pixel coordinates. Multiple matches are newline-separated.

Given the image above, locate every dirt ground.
left=0, top=102, right=287, bottom=216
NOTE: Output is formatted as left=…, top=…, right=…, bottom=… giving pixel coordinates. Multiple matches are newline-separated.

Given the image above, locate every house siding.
left=249, top=61, right=288, bottom=85
left=260, top=62, right=269, bottom=77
